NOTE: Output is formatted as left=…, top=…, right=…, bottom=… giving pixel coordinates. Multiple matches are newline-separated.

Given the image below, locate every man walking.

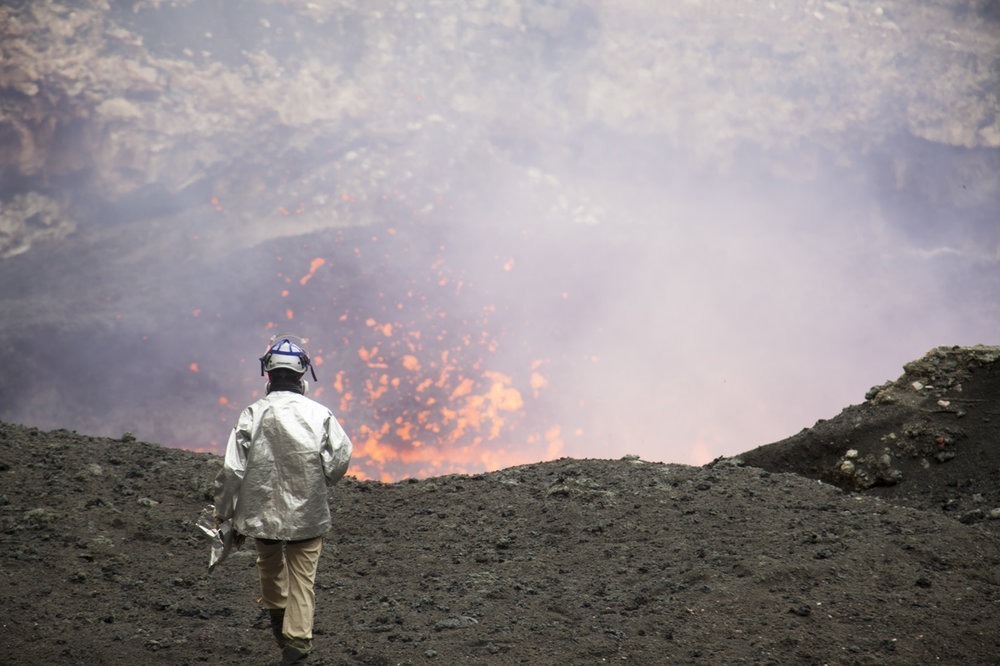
left=214, top=334, right=353, bottom=664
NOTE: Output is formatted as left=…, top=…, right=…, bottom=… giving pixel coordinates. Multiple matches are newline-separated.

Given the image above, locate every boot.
left=281, top=637, right=312, bottom=664
left=268, top=608, right=286, bottom=648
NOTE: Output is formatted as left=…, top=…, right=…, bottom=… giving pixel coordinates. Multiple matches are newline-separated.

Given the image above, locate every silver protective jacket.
left=213, top=390, right=353, bottom=541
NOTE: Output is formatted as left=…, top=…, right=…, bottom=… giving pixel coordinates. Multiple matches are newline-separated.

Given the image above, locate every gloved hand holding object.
left=196, top=504, right=245, bottom=570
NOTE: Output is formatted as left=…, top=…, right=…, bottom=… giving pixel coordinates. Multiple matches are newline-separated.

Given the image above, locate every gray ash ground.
left=1, top=346, right=998, bottom=665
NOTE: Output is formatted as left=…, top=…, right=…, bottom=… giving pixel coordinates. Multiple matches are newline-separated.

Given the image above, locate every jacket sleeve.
left=212, top=406, right=254, bottom=520
left=321, top=411, right=353, bottom=486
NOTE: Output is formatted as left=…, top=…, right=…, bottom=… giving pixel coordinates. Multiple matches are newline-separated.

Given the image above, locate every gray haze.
left=0, top=0, right=997, bottom=479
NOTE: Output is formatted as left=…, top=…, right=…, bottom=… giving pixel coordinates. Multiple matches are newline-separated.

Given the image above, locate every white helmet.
left=259, top=334, right=317, bottom=380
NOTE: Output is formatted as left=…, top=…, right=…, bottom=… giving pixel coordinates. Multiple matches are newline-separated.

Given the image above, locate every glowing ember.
left=300, top=258, right=325, bottom=286
left=206, top=221, right=583, bottom=481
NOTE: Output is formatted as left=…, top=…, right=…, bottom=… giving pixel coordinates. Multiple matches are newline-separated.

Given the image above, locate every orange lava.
left=300, top=258, right=326, bottom=286
left=211, top=223, right=576, bottom=482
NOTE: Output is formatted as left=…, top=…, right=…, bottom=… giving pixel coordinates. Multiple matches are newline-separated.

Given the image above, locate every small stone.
left=24, top=507, right=59, bottom=524
left=435, top=616, right=478, bottom=629
left=959, top=509, right=984, bottom=524
left=788, top=604, right=811, bottom=617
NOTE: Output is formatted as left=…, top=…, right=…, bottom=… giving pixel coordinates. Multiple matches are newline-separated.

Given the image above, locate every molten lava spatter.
left=211, top=220, right=574, bottom=481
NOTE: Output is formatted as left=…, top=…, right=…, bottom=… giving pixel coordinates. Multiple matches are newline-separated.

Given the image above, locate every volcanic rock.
left=739, top=345, right=1000, bottom=522
left=1, top=0, right=998, bottom=254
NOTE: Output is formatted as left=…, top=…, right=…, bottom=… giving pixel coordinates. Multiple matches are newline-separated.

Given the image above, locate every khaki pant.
left=254, top=537, right=323, bottom=642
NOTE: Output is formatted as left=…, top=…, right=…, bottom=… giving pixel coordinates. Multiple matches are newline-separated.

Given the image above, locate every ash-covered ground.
left=1, top=345, right=997, bottom=664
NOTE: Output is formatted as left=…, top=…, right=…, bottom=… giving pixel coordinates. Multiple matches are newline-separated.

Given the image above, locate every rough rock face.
left=2, top=0, right=998, bottom=256
left=0, top=191, right=71, bottom=258
left=739, top=345, right=1000, bottom=524
left=1, top=345, right=998, bottom=664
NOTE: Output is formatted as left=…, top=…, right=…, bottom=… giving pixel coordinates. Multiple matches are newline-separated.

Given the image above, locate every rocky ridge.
left=739, top=345, right=1000, bottom=524
left=2, top=0, right=998, bottom=257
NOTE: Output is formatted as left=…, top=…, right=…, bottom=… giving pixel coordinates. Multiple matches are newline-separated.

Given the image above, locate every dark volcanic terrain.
left=1, top=345, right=998, bottom=664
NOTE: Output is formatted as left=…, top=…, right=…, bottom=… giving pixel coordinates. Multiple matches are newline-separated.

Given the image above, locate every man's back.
left=218, top=390, right=352, bottom=541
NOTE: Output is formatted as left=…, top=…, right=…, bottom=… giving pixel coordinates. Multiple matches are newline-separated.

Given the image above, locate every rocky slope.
left=2, top=0, right=998, bottom=258
left=0, top=345, right=997, bottom=664
left=739, top=345, right=1000, bottom=523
